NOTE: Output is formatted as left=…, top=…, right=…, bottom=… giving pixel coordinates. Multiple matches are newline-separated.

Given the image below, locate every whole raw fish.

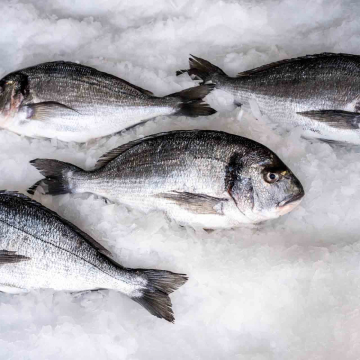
left=29, top=130, right=305, bottom=229
left=0, top=61, right=216, bottom=142
left=0, top=191, right=187, bottom=322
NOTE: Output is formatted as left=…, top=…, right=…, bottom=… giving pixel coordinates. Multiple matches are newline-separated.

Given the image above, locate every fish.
left=28, top=130, right=305, bottom=229
left=0, top=191, right=187, bottom=322
left=0, top=61, right=216, bottom=142
left=177, top=53, right=360, bottom=145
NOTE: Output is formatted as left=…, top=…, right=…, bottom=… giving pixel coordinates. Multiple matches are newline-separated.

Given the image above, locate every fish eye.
left=264, top=172, right=279, bottom=183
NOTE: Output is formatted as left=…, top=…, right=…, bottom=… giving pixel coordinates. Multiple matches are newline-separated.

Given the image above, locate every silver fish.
left=28, top=130, right=305, bottom=229
left=0, top=61, right=216, bottom=142
left=177, top=53, right=360, bottom=145
left=0, top=191, right=187, bottom=322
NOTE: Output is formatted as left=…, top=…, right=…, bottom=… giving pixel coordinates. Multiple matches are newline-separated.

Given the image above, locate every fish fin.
left=167, top=84, right=216, bottom=117
left=94, top=132, right=171, bottom=169
left=156, top=191, right=228, bottom=215
left=94, top=142, right=143, bottom=169
left=0, top=250, right=30, bottom=264
left=238, top=58, right=303, bottom=76
left=121, top=81, right=154, bottom=96
left=130, top=269, right=188, bottom=323
left=19, top=60, right=154, bottom=97
left=297, top=110, right=360, bottom=130
left=27, top=180, right=42, bottom=195
left=21, top=101, right=79, bottom=121
left=71, top=289, right=107, bottom=297
left=176, top=55, right=227, bottom=83
left=167, top=84, right=215, bottom=100
left=94, top=131, right=213, bottom=169
left=174, top=100, right=217, bottom=117
left=237, top=53, right=360, bottom=76
left=313, top=138, right=358, bottom=147
left=28, top=159, right=84, bottom=195
left=0, top=190, right=113, bottom=257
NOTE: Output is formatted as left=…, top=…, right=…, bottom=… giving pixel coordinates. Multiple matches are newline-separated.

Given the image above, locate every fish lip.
left=278, top=192, right=304, bottom=207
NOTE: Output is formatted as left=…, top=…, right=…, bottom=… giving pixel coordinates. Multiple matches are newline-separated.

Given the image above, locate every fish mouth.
left=278, top=192, right=304, bottom=208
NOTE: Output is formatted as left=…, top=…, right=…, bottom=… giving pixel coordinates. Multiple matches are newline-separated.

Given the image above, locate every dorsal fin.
left=121, top=80, right=154, bottom=96
left=237, top=53, right=360, bottom=77
left=94, top=132, right=172, bottom=169
left=0, top=191, right=117, bottom=261
left=19, top=61, right=154, bottom=97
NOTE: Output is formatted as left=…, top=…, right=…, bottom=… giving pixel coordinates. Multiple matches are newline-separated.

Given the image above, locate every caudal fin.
left=131, top=269, right=188, bottom=323
left=168, top=84, right=216, bottom=117
left=28, top=159, right=84, bottom=195
left=176, top=55, right=227, bottom=83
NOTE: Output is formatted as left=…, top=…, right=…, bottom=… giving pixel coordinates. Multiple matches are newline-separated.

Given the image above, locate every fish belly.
left=2, top=105, right=174, bottom=142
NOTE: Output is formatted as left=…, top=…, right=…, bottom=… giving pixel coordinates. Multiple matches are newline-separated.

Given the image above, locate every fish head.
left=227, top=150, right=304, bottom=223
left=0, top=80, right=8, bottom=111
left=0, top=76, right=26, bottom=126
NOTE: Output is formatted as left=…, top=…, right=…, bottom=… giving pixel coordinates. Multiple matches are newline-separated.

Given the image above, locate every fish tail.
left=27, top=159, right=85, bottom=195
left=176, top=54, right=227, bottom=83
left=168, top=84, right=217, bottom=117
left=130, top=269, right=188, bottom=323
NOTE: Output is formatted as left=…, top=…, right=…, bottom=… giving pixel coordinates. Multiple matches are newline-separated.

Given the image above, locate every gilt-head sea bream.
left=0, top=191, right=187, bottom=322
left=28, top=130, right=304, bottom=229
left=0, top=61, right=216, bottom=142
left=177, top=53, right=360, bottom=145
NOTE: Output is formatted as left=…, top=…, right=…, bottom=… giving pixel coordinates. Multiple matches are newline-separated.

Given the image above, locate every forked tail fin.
left=167, top=84, right=216, bottom=117
left=176, top=55, right=227, bottom=83
left=130, top=269, right=188, bottom=323
left=28, top=159, right=85, bottom=195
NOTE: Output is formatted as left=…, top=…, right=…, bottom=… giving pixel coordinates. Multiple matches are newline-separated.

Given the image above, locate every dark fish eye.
left=264, top=172, right=279, bottom=183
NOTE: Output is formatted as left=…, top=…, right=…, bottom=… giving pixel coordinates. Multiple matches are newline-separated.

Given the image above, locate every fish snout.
left=277, top=182, right=305, bottom=216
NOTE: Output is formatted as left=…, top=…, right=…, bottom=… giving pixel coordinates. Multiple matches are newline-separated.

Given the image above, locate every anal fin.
left=297, top=110, right=360, bottom=130
left=156, top=191, right=228, bottom=215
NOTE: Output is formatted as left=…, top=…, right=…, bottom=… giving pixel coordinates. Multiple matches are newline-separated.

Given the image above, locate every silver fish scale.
left=0, top=192, right=144, bottom=294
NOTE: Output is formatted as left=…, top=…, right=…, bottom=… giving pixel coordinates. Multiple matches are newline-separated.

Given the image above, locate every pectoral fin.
left=0, top=250, right=30, bottom=264
left=156, top=191, right=228, bottom=215
left=297, top=110, right=360, bottom=130
left=20, top=101, right=79, bottom=121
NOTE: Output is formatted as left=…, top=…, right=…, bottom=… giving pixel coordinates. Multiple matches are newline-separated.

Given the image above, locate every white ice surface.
left=1, top=0, right=360, bottom=359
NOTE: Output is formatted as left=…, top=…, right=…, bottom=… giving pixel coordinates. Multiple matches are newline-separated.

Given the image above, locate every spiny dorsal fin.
left=21, top=61, right=155, bottom=97
left=237, top=53, right=360, bottom=77
left=94, top=132, right=174, bottom=169
left=121, top=80, right=154, bottom=96
left=0, top=191, right=114, bottom=259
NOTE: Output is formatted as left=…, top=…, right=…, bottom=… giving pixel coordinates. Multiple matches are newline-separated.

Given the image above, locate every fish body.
left=177, top=53, right=360, bottom=144
left=0, top=191, right=187, bottom=322
left=29, top=130, right=304, bottom=229
left=0, top=61, right=215, bottom=142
